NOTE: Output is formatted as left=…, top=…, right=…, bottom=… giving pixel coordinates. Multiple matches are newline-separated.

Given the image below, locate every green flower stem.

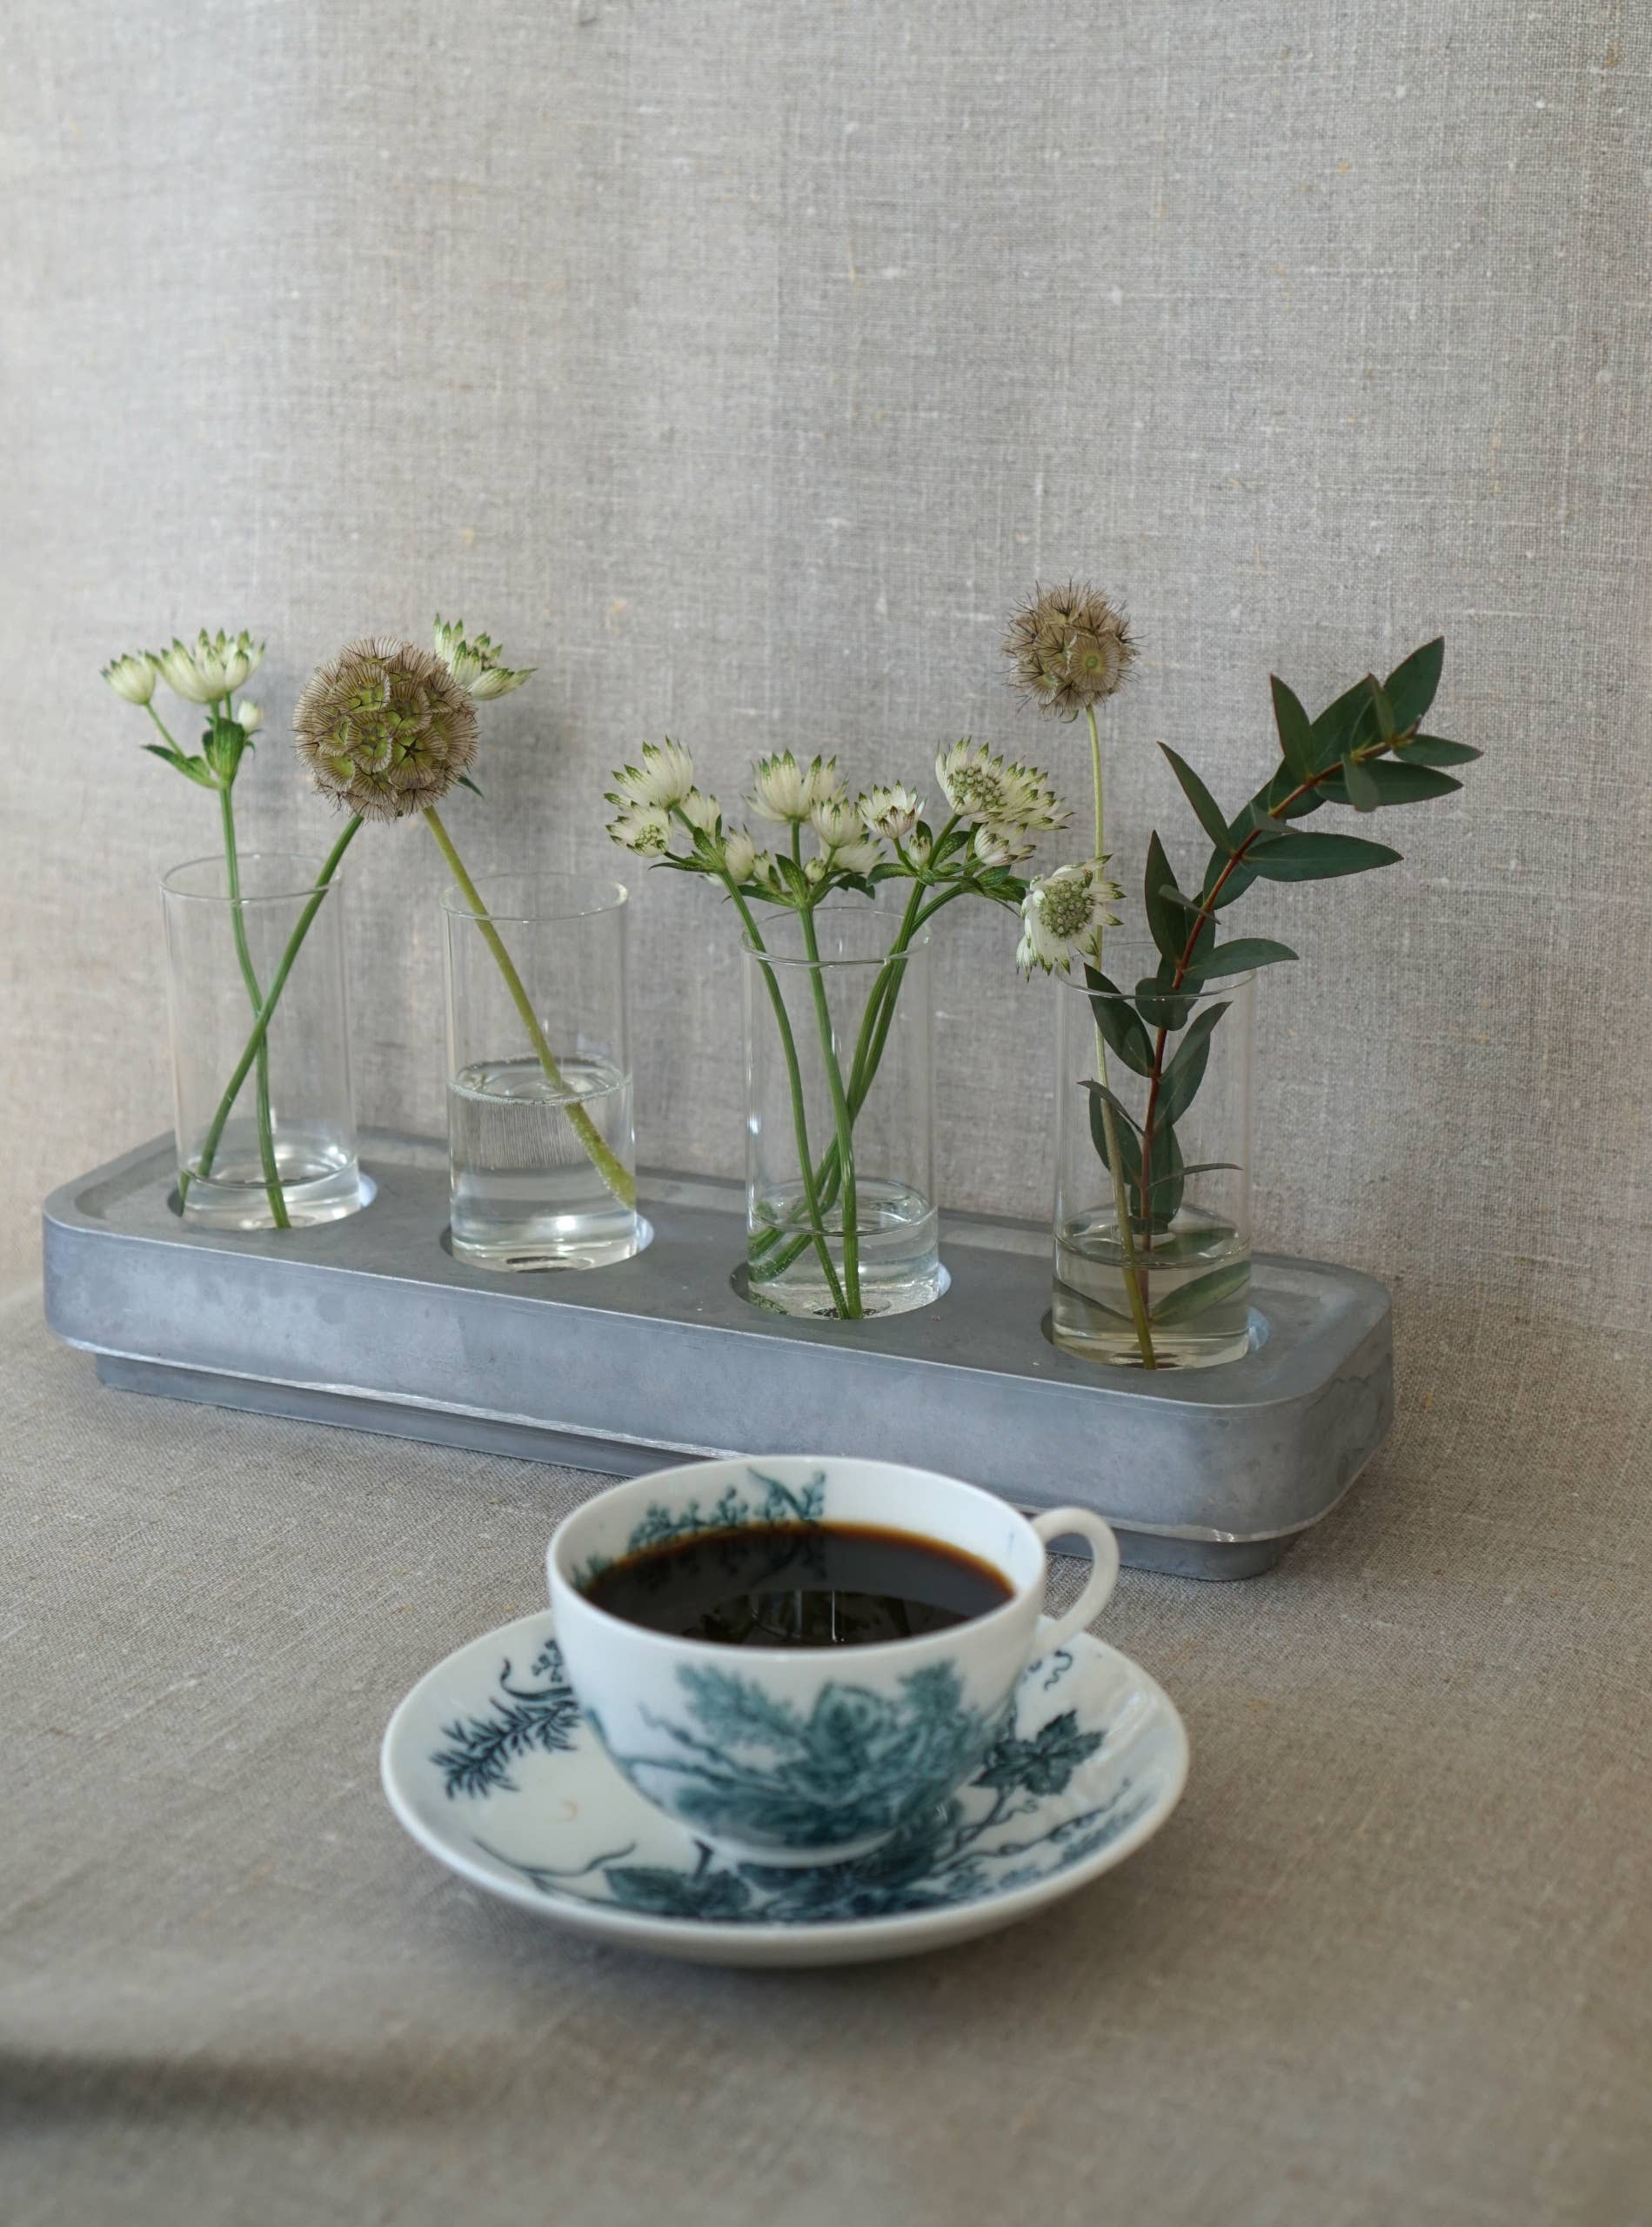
left=747, top=867, right=973, bottom=1288
left=717, top=872, right=849, bottom=1316
left=217, top=772, right=290, bottom=1228
left=1087, top=705, right=1156, bottom=1368
left=187, top=815, right=364, bottom=1194
left=793, top=830, right=861, bottom=1316
left=144, top=701, right=182, bottom=753
left=422, top=805, right=636, bottom=1213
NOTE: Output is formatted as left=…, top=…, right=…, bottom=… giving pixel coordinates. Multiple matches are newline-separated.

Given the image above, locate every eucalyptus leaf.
left=1143, top=1160, right=1241, bottom=1187
left=1397, top=734, right=1481, bottom=767
left=1154, top=1000, right=1230, bottom=1127
left=1320, top=759, right=1461, bottom=807
left=1270, top=675, right=1316, bottom=779
left=1382, top=636, right=1445, bottom=731
left=1179, top=937, right=1297, bottom=981
left=1143, top=833, right=1185, bottom=963
left=1160, top=745, right=1233, bottom=851
left=1134, top=974, right=1194, bottom=1033
left=1081, top=1081, right=1142, bottom=1187
left=1149, top=1260, right=1252, bottom=1326
left=1083, top=967, right=1154, bottom=1078
left=1341, top=752, right=1381, bottom=812
left=1309, top=674, right=1381, bottom=768
left=1248, top=831, right=1401, bottom=880
left=1140, top=1117, right=1184, bottom=1227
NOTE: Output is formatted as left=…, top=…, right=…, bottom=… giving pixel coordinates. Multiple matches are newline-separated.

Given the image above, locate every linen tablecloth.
left=6, top=1281, right=1648, bottom=2225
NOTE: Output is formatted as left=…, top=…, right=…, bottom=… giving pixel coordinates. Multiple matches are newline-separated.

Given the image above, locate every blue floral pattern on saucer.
left=383, top=1610, right=1189, bottom=1964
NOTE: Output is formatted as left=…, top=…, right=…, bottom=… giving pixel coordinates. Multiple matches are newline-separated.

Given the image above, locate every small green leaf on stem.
left=1249, top=831, right=1401, bottom=880
left=1397, top=734, right=1481, bottom=767
left=1084, top=967, right=1155, bottom=1077
left=1321, top=759, right=1462, bottom=807
left=1081, top=1081, right=1143, bottom=1187
left=1143, top=833, right=1186, bottom=963
left=1155, top=1001, right=1230, bottom=1127
left=1382, top=637, right=1445, bottom=730
left=1341, top=752, right=1381, bottom=812
left=1271, top=676, right=1316, bottom=779
left=1160, top=746, right=1233, bottom=851
left=1180, top=937, right=1297, bottom=981
left=1149, top=1260, right=1251, bottom=1326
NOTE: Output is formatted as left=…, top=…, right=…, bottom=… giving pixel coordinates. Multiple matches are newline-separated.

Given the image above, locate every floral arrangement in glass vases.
left=1007, top=585, right=1480, bottom=1369
left=604, top=738, right=1078, bottom=1319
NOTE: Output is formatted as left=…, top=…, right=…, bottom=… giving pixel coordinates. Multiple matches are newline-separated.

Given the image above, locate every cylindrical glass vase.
left=162, top=853, right=363, bottom=1230
left=442, top=872, right=641, bottom=1273
left=742, top=908, right=940, bottom=1320
left=1052, top=949, right=1254, bottom=1368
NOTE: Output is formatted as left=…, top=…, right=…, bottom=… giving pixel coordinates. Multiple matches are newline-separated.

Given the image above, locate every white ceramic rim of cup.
left=547, top=1455, right=1078, bottom=1668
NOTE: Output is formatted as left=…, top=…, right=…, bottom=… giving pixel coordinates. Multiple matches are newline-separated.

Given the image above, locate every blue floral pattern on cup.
left=435, top=1638, right=1151, bottom=1927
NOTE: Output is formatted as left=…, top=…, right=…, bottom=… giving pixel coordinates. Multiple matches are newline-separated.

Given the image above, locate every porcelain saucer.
left=381, top=1609, right=1189, bottom=1967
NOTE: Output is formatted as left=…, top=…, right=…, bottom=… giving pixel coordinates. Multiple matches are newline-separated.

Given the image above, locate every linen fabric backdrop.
left=3, top=9, right=1649, bottom=1410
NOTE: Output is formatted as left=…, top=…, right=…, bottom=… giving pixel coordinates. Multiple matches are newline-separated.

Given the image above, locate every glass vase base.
left=178, top=1135, right=365, bottom=1232
left=450, top=1214, right=647, bottom=1274
left=1051, top=1217, right=1252, bottom=1370
left=746, top=1179, right=943, bottom=1321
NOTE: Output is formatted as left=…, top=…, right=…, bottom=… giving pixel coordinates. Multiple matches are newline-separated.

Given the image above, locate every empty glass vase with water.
left=443, top=873, right=643, bottom=1272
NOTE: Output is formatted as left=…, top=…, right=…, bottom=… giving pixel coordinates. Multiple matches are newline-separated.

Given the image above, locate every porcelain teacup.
left=546, top=1455, right=1120, bottom=1864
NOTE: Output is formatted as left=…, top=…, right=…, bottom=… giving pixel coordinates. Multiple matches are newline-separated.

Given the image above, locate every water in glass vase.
left=448, top=1054, right=639, bottom=1271
left=1052, top=1207, right=1252, bottom=1368
left=181, top=1122, right=361, bottom=1230
left=746, top=1177, right=942, bottom=1319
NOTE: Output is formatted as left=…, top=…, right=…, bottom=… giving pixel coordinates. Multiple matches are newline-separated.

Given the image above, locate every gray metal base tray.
left=43, top=1134, right=1392, bottom=1580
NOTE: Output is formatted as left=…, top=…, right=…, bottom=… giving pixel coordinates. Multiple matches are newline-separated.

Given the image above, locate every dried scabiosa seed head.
left=294, top=637, right=479, bottom=820
left=1005, top=583, right=1136, bottom=718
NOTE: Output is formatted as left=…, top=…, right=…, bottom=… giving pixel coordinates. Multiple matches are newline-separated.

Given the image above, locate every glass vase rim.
left=739, top=907, right=933, bottom=971
left=439, top=869, right=630, bottom=926
left=161, top=851, right=345, bottom=906
left=1056, top=961, right=1257, bottom=1000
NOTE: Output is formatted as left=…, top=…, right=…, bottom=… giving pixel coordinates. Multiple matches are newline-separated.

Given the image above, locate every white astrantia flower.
left=804, top=855, right=829, bottom=886
left=101, top=652, right=157, bottom=705
left=605, top=805, right=673, bottom=855
left=720, top=827, right=758, bottom=883
left=432, top=615, right=536, bottom=699
left=1016, top=859, right=1124, bottom=975
left=235, top=699, right=264, bottom=733
left=901, top=826, right=933, bottom=868
left=808, top=794, right=868, bottom=853
left=973, top=822, right=1034, bottom=869
left=860, top=784, right=923, bottom=841
left=825, top=837, right=882, bottom=877
left=747, top=751, right=843, bottom=826
left=608, top=739, right=697, bottom=811
left=749, top=850, right=787, bottom=896
left=678, top=787, right=722, bottom=838
left=154, top=630, right=263, bottom=704
left=935, top=740, right=1067, bottom=833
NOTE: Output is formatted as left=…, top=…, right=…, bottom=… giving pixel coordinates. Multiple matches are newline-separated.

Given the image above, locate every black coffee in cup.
left=582, top=1521, right=1013, bottom=1648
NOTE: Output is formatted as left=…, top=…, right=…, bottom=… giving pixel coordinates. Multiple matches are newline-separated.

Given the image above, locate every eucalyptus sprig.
left=1020, top=627, right=1480, bottom=1368
left=605, top=738, right=1070, bottom=1316
left=101, top=630, right=288, bottom=1223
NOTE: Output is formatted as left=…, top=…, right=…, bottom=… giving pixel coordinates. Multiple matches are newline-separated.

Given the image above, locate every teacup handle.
left=1029, top=1508, right=1121, bottom=1657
